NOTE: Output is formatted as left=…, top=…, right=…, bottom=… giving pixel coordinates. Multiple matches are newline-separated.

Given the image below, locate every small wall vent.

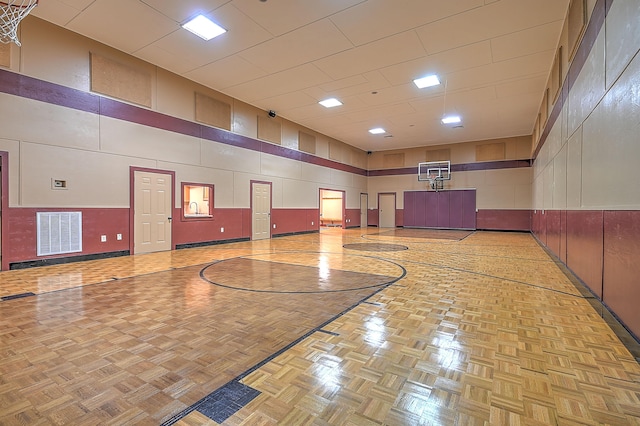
left=37, top=212, right=82, bottom=256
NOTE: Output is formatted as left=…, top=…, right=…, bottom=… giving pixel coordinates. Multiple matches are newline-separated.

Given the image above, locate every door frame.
left=250, top=180, right=272, bottom=240
left=378, top=192, right=396, bottom=228
left=319, top=188, right=346, bottom=228
left=129, top=166, right=176, bottom=254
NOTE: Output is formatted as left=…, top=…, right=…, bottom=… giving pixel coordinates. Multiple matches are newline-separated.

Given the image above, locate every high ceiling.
left=31, top=0, right=570, bottom=152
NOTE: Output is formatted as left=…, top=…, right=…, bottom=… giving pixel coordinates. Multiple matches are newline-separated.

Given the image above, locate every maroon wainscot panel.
left=602, top=211, right=640, bottom=339
left=5, top=207, right=129, bottom=268
left=545, top=210, right=561, bottom=259
left=272, top=209, right=318, bottom=235
left=565, top=210, right=604, bottom=298
left=173, top=208, right=246, bottom=245
left=476, top=210, right=531, bottom=231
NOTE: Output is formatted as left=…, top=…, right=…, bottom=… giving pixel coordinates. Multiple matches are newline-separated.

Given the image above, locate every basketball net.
left=0, top=0, right=38, bottom=46
left=427, top=173, right=442, bottom=191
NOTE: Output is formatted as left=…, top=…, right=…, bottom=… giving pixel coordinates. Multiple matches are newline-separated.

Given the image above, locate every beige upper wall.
left=367, top=135, right=532, bottom=170
left=533, top=0, right=640, bottom=210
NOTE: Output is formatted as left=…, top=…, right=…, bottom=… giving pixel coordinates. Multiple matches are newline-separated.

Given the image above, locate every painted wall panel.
left=0, top=94, right=99, bottom=151
left=581, top=51, right=640, bottom=209
left=100, top=116, right=201, bottom=165
left=201, top=139, right=260, bottom=173
left=300, top=162, right=332, bottom=185
left=542, top=164, right=554, bottom=210
left=603, top=211, right=640, bottom=338
left=156, top=161, right=235, bottom=208
left=566, top=210, right=603, bottom=298
left=462, top=190, right=477, bottom=229
left=545, top=210, right=561, bottom=258
left=449, top=191, right=464, bottom=229
left=260, top=153, right=302, bottom=180
left=567, top=29, right=606, bottom=137
left=0, top=139, right=21, bottom=207
left=330, top=169, right=354, bottom=187
left=21, top=17, right=93, bottom=91
left=404, top=192, right=415, bottom=227
left=566, top=125, right=582, bottom=208
left=20, top=142, right=155, bottom=207
left=282, top=180, right=321, bottom=208
left=605, top=0, right=640, bottom=88
left=436, top=191, right=450, bottom=228
left=559, top=210, right=567, bottom=263
left=552, top=143, right=567, bottom=209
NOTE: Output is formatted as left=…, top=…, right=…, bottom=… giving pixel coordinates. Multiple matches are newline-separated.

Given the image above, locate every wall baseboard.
left=10, top=250, right=130, bottom=270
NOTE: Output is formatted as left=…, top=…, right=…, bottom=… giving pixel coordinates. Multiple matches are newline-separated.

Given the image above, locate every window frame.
left=181, top=182, right=214, bottom=221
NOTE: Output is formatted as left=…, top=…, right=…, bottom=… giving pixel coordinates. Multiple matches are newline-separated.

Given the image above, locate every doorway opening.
left=319, top=189, right=344, bottom=228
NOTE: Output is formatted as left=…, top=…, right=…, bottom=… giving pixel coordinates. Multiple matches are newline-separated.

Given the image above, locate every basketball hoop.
left=0, top=0, right=38, bottom=47
left=427, top=174, right=443, bottom=191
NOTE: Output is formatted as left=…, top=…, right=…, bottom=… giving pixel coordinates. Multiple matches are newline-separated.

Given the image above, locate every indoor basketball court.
left=1, top=0, right=640, bottom=425
left=1, top=228, right=639, bottom=424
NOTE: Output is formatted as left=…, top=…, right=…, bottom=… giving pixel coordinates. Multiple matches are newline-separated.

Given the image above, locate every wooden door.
left=252, top=182, right=271, bottom=240
left=134, top=171, right=172, bottom=254
left=378, top=193, right=396, bottom=228
left=360, top=193, right=368, bottom=228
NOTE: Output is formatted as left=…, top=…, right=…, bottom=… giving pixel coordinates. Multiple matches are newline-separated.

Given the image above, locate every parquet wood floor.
left=1, top=229, right=639, bottom=425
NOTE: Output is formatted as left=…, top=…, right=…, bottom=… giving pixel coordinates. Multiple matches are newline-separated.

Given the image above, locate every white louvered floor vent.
left=37, top=212, right=83, bottom=256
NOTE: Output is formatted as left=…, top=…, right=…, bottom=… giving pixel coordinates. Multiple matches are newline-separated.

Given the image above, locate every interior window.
left=183, top=183, right=213, bottom=219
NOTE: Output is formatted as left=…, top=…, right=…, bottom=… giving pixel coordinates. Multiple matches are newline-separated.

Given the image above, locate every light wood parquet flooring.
left=1, top=228, right=639, bottom=425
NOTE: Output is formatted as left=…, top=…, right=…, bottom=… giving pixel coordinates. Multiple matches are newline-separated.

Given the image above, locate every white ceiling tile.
left=313, top=31, right=427, bottom=80
left=380, top=41, right=493, bottom=86
left=225, top=64, right=332, bottom=103
left=491, top=21, right=564, bottom=62
left=139, top=0, right=229, bottom=22
left=446, top=51, right=555, bottom=92
left=330, top=0, right=485, bottom=46
left=136, top=4, right=272, bottom=69
left=231, top=0, right=366, bottom=37
left=31, top=0, right=90, bottom=26
left=417, top=0, right=569, bottom=54
left=239, top=19, right=353, bottom=74
left=65, top=0, right=178, bottom=53
left=495, top=74, right=548, bottom=98
left=185, top=55, right=267, bottom=90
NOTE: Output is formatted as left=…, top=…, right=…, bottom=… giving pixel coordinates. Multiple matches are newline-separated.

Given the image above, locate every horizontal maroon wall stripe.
left=0, top=69, right=100, bottom=113
left=368, top=159, right=531, bottom=177
left=100, top=97, right=202, bottom=138
left=451, top=160, right=531, bottom=172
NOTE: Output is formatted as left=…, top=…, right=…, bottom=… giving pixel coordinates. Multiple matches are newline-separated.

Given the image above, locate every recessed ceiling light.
left=182, top=15, right=227, bottom=41
left=319, top=98, right=342, bottom=108
left=413, top=74, right=440, bottom=89
left=441, top=115, right=462, bottom=124
left=369, top=128, right=386, bottom=134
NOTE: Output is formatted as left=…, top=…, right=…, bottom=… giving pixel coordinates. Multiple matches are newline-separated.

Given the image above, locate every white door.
left=360, top=193, right=368, bottom=228
left=134, top=171, right=172, bottom=254
left=379, top=193, right=396, bottom=228
left=252, top=182, right=271, bottom=240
